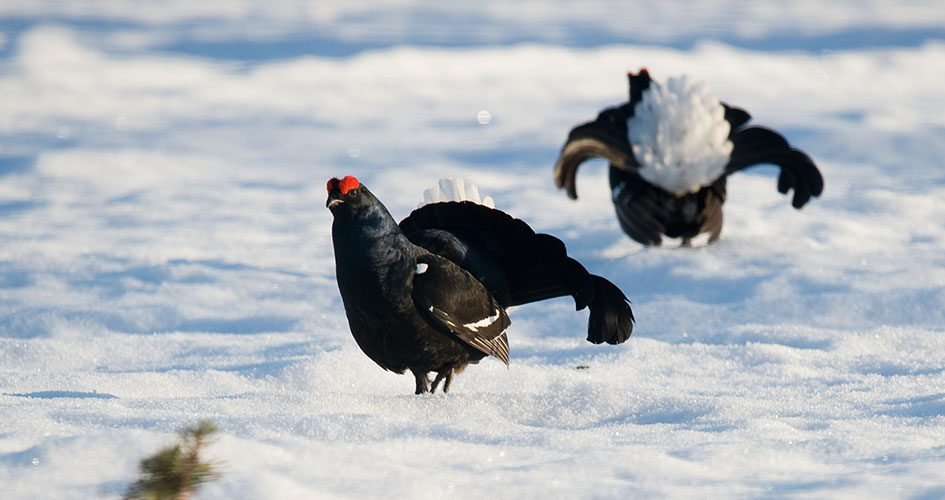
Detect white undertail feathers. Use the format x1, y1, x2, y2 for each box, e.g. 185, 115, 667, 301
420, 177, 495, 208
627, 75, 733, 195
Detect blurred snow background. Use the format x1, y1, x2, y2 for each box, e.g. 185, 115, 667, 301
1, 1, 944, 498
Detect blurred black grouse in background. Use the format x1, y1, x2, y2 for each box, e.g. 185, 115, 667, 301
554, 68, 823, 246
327, 176, 634, 394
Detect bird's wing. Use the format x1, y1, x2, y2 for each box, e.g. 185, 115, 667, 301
402, 202, 588, 308
402, 202, 633, 345
724, 126, 824, 208
411, 254, 510, 365
553, 105, 640, 199
722, 103, 751, 133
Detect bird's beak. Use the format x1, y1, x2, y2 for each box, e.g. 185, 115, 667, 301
326, 193, 344, 208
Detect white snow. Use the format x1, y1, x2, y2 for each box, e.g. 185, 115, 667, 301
2, 2, 945, 499
628, 75, 733, 195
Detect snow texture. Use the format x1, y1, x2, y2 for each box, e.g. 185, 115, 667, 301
629, 75, 733, 195
2, 2, 945, 499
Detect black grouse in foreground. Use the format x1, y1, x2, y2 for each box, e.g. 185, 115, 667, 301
327, 176, 634, 394
554, 68, 824, 246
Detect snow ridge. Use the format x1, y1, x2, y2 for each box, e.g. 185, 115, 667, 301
627, 75, 733, 195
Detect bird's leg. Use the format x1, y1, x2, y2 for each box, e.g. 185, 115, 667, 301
412, 370, 430, 394
681, 237, 692, 247
441, 370, 454, 393
430, 369, 453, 393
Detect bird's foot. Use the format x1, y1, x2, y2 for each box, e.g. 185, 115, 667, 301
413, 371, 430, 394
430, 369, 453, 393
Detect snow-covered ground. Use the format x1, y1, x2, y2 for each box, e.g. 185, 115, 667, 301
2, 2, 945, 498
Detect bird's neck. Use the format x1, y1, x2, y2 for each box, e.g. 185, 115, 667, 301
331, 208, 417, 282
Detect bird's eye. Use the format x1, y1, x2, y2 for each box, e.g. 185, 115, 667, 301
346, 188, 359, 196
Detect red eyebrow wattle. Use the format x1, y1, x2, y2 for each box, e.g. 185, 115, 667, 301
338, 176, 360, 195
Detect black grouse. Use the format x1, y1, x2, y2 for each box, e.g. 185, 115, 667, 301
554, 68, 824, 246
327, 175, 634, 394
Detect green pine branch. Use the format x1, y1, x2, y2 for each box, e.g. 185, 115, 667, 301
124, 420, 222, 500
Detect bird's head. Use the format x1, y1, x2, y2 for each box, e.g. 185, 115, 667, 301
326, 175, 403, 243
627, 67, 652, 105
327, 175, 374, 219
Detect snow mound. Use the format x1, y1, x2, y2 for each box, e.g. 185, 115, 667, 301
628, 75, 734, 195
420, 177, 495, 208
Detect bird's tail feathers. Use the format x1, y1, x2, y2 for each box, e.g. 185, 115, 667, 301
420, 177, 495, 208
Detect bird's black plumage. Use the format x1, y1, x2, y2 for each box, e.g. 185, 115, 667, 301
553, 68, 824, 246
327, 176, 634, 394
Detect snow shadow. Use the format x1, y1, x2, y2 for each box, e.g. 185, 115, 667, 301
0, 263, 33, 289
5, 16, 942, 62
72, 258, 304, 296
1, 258, 307, 338
3, 390, 118, 399
0, 155, 35, 176
877, 393, 945, 418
